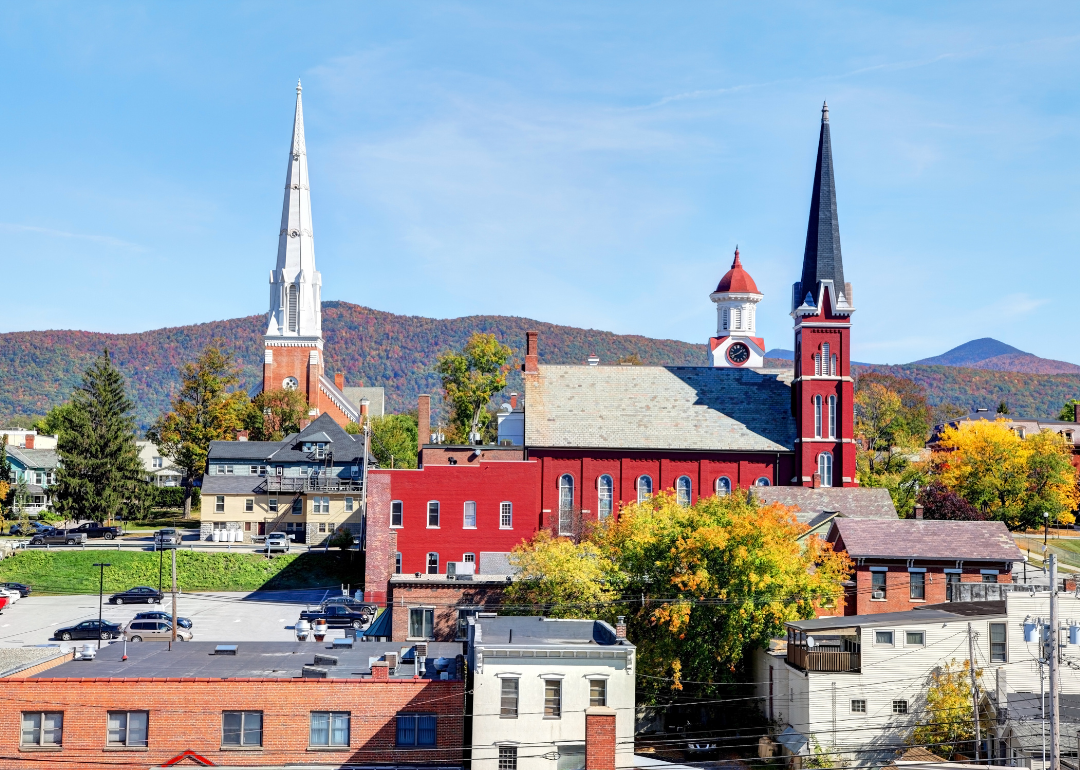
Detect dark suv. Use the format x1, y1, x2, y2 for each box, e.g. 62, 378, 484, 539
109, 586, 164, 605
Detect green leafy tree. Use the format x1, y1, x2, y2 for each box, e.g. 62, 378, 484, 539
146, 345, 248, 518
30, 402, 79, 439
245, 388, 308, 441
51, 352, 146, 524
933, 402, 969, 424
435, 333, 513, 444
0, 436, 10, 524
368, 414, 419, 469
911, 659, 990, 757
1058, 399, 1080, 422
505, 492, 851, 700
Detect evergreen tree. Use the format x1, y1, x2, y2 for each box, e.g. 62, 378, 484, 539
51, 352, 146, 523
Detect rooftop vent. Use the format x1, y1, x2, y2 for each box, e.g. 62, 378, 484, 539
386, 651, 399, 672
587, 354, 599, 366
314, 654, 339, 667
214, 645, 238, 656
302, 665, 328, 679
332, 638, 354, 649
415, 642, 429, 658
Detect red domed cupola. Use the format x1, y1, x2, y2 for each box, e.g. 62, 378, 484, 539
714, 247, 760, 294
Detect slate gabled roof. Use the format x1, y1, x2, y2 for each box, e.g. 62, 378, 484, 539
524, 365, 795, 452
827, 519, 1024, 562
6, 447, 59, 470
206, 413, 371, 464
756, 487, 898, 524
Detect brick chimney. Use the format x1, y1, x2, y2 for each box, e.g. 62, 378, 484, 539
510, 392, 518, 410
812, 472, 821, 489
24, 434, 34, 450
335, 372, 344, 390
418, 395, 431, 453
615, 616, 626, 639
913, 505, 924, 520
236, 430, 249, 442
299, 420, 310, 430
524, 331, 539, 374
1075, 404, 1080, 423
585, 707, 617, 770
370, 661, 389, 681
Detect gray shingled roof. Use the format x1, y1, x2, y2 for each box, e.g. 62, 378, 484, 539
206, 414, 371, 465
200, 476, 266, 495
756, 487, 898, 524
6, 447, 59, 470
828, 519, 1024, 561
525, 365, 795, 451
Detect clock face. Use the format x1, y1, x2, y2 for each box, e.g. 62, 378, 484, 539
282, 377, 299, 391
727, 342, 750, 365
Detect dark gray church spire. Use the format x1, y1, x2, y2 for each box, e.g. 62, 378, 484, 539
796, 101, 848, 311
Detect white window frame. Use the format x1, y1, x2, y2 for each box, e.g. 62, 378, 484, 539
814, 394, 822, 437
597, 475, 613, 519
391, 500, 403, 528
107, 710, 148, 747
676, 476, 692, 507
822, 343, 831, 375
500, 501, 513, 529
755, 477, 771, 487
244, 499, 254, 513
394, 552, 402, 574
905, 630, 926, 647
463, 501, 477, 529
427, 501, 440, 529
818, 452, 833, 487
828, 395, 836, 439
215, 495, 225, 513
636, 475, 652, 503
344, 497, 354, 512
558, 475, 574, 535
715, 476, 731, 496
874, 629, 895, 646
426, 552, 439, 574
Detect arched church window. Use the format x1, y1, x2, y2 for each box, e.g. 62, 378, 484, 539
814, 354, 821, 376
754, 477, 771, 487
814, 395, 822, 438
287, 284, 299, 332
597, 475, 613, 520
636, 475, 652, 503
831, 355, 837, 376
818, 452, 833, 487
715, 476, 731, 497
822, 343, 831, 375
676, 476, 692, 507
828, 395, 836, 439
558, 475, 574, 535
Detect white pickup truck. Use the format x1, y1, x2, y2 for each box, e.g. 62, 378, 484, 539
265, 532, 290, 553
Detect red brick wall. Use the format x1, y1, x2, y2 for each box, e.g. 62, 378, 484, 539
0, 677, 464, 769
389, 582, 505, 642
366, 461, 540, 594
420, 446, 526, 465
365, 473, 395, 606
532, 450, 792, 529
847, 565, 1014, 615
585, 708, 616, 770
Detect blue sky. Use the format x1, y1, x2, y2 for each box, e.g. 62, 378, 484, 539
2, 2, 1079, 364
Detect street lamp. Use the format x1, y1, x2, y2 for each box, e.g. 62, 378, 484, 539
92, 563, 111, 651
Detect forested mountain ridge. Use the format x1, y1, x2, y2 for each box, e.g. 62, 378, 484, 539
1, 303, 1077, 430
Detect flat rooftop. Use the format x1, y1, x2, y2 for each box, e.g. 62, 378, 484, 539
36, 641, 464, 680
473, 616, 633, 647
787, 601, 1006, 632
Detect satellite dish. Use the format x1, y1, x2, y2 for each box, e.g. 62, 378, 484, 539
806, 636, 816, 648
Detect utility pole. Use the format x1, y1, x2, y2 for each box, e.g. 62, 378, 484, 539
170, 547, 178, 649
158, 545, 164, 594
1050, 554, 1060, 770
967, 622, 981, 763
93, 562, 111, 651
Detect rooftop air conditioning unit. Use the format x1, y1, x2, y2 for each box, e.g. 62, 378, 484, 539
447, 561, 476, 578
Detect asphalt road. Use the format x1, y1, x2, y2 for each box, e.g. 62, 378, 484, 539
0, 588, 351, 648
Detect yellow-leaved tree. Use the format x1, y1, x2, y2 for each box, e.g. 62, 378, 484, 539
933, 419, 1079, 528
911, 659, 991, 757
505, 491, 851, 699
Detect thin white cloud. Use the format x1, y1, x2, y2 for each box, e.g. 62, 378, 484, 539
0, 222, 144, 251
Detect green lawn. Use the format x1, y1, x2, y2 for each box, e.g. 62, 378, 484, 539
0, 550, 364, 594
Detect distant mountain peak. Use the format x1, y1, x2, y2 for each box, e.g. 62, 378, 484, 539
912, 338, 1025, 367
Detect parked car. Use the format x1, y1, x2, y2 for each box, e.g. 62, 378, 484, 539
133, 610, 193, 630
154, 528, 181, 549
299, 603, 375, 629
53, 619, 123, 641
321, 596, 377, 614
124, 619, 192, 642
71, 522, 121, 540
265, 532, 290, 553
0, 582, 32, 597
30, 529, 87, 546
9, 522, 53, 537
0, 588, 21, 605
109, 586, 164, 605
0, 595, 8, 613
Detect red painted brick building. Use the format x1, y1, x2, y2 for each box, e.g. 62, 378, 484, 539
0, 640, 464, 770
826, 518, 1024, 615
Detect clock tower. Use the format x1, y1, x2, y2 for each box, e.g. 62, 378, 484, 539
709, 247, 765, 368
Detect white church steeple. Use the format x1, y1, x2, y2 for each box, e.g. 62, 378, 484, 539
265, 79, 323, 340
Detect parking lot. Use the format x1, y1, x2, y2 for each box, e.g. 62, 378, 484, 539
0, 588, 353, 648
